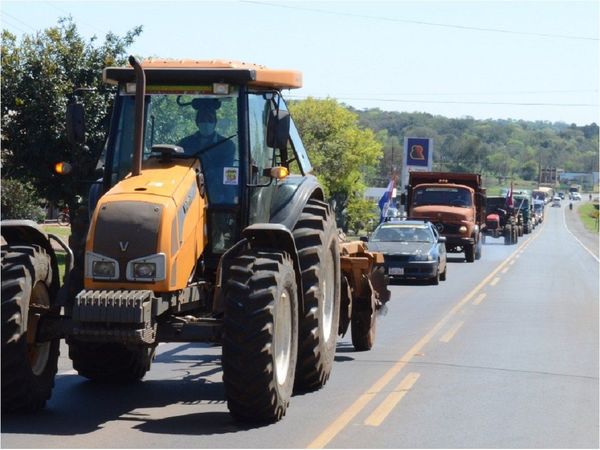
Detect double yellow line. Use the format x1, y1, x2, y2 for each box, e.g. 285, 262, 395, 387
307, 228, 542, 448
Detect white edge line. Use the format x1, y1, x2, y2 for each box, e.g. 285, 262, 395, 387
562, 206, 600, 263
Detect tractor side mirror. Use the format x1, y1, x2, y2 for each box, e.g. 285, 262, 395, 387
66, 102, 86, 145
267, 109, 290, 152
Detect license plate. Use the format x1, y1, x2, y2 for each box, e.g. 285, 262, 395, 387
389, 267, 404, 275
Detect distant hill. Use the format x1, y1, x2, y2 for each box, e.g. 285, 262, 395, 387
351, 108, 599, 187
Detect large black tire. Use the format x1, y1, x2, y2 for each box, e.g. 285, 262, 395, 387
292, 199, 341, 391
464, 243, 475, 263
222, 250, 298, 423
440, 263, 447, 281
67, 340, 155, 383
1, 244, 59, 413
504, 226, 512, 245
517, 225, 524, 237
351, 309, 376, 351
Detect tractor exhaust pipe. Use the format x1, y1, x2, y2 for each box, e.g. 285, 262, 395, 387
129, 55, 145, 177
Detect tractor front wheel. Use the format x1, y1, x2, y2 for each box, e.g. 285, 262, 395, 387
222, 250, 298, 423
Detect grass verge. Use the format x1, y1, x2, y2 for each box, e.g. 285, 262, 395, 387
577, 203, 600, 233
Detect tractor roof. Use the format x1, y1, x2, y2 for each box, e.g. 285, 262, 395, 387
103, 59, 303, 89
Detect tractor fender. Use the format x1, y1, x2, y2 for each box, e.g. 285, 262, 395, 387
242, 224, 304, 312
0, 220, 67, 299
269, 174, 324, 230
215, 224, 305, 313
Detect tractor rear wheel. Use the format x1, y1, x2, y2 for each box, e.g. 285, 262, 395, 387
351, 309, 376, 351
222, 250, 298, 423
1, 245, 59, 413
68, 340, 156, 383
292, 199, 341, 391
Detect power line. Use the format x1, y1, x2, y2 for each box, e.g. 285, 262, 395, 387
286, 94, 599, 107
1, 17, 28, 35
43, 1, 106, 35
1, 11, 37, 32
243, 1, 599, 42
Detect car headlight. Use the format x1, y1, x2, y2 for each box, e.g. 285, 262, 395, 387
85, 252, 119, 280
459, 225, 468, 234
126, 253, 166, 281
413, 254, 433, 261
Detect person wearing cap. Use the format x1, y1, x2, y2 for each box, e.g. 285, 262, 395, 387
178, 99, 238, 205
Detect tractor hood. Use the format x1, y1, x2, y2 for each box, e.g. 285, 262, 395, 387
104, 158, 196, 200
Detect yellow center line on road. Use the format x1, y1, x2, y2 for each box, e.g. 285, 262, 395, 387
472, 292, 487, 305
364, 372, 421, 427
439, 321, 464, 343
489, 277, 500, 286
307, 232, 542, 449
307, 232, 543, 448
501, 267, 509, 274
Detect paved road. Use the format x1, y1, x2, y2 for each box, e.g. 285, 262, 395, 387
2, 206, 598, 448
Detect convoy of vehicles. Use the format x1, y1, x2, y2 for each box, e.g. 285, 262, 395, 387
2, 56, 554, 421
365, 220, 447, 285
0, 58, 391, 422
404, 172, 485, 263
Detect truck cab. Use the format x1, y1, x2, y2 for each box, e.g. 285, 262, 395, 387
406, 172, 485, 262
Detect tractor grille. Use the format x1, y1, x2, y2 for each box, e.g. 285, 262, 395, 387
93, 201, 162, 282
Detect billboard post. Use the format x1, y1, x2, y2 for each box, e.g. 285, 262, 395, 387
400, 137, 433, 215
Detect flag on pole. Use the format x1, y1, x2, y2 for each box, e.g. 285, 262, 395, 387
378, 178, 395, 223
505, 181, 514, 209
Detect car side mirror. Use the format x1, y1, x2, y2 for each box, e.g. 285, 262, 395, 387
359, 236, 368, 242
438, 236, 447, 243
66, 102, 86, 145
267, 109, 290, 152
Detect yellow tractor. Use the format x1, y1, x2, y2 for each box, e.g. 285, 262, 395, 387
1, 57, 388, 422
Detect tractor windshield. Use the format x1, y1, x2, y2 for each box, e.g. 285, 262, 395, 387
107, 87, 240, 205
412, 186, 472, 208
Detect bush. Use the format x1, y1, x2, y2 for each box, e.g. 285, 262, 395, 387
1, 178, 46, 222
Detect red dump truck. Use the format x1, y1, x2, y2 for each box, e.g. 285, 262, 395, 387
405, 172, 486, 262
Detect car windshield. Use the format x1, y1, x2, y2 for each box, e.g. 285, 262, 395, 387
412, 187, 472, 207
371, 225, 434, 243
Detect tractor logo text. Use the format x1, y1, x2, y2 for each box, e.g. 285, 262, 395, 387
410, 144, 426, 160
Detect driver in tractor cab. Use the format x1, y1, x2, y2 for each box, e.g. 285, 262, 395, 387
178, 98, 238, 205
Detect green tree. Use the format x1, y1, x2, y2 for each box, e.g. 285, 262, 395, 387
0, 178, 45, 222
288, 98, 383, 229
1, 18, 142, 210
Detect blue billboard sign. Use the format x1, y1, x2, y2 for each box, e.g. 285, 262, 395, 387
405, 138, 431, 167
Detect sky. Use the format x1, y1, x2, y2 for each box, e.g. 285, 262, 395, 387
2, 0, 599, 125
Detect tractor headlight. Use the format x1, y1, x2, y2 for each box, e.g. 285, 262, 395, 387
126, 254, 166, 282
93, 261, 116, 278
133, 262, 156, 278
85, 252, 119, 280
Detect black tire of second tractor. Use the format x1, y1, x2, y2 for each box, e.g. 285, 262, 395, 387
222, 250, 298, 423
1, 244, 59, 413
292, 199, 341, 392
504, 225, 512, 245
